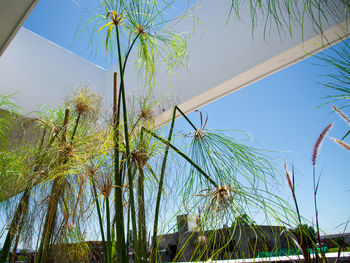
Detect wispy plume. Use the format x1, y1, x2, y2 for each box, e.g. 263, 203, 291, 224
332, 105, 350, 125
284, 161, 294, 193
330, 137, 350, 151
312, 123, 334, 165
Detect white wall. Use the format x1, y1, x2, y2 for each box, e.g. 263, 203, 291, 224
0, 28, 108, 114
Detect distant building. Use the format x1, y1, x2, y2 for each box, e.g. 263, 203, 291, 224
320, 233, 350, 248
155, 214, 290, 262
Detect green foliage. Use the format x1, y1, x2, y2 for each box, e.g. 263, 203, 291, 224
228, 0, 349, 37
0, 93, 20, 148
319, 40, 350, 107
82, 0, 189, 86
0, 151, 28, 202
6, 1, 349, 262
329, 246, 350, 252
234, 213, 254, 226
293, 224, 317, 249
335, 236, 346, 248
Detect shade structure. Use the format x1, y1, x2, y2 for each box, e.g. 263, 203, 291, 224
0, 0, 39, 56
0, 0, 349, 122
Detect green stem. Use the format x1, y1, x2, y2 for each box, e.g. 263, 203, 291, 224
106, 197, 112, 263
115, 23, 131, 178
291, 166, 302, 225
114, 23, 140, 263
129, 166, 139, 263
138, 167, 147, 263
175, 106, 198, 131
37, 109, 74, 263
10, 210, 25, 263
0, 125, 49, 263
122, 33, 141, 74
0, 191, 30, 263
91, 177, 108, 263
126, 200, 131, 253
150, 107, 176, 263
142, 127, 218, 188
37, 179, 64, 263
70, 112, 81, 142
113, 72, 127, 262
313, 165, 324, 262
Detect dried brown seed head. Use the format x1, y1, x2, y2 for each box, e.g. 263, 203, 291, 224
194, 129, 206, 140
138, 108, 154, 122
131, 149, 148, 167
207, 184, 235, 212
87, 164, 98, 176
99, 175, 113, 198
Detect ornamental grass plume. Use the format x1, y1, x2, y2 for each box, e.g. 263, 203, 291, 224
331, 104, 350, 141
312, 123, 333, 165
284, 162, 294, 193
284, 162, 302, 225
69, 86, 102, 126
332, 105, 350, 125
330, 137, 350, 151
311, 123, 334, 263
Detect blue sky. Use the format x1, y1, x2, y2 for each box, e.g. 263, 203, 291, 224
22, 0, 350, 235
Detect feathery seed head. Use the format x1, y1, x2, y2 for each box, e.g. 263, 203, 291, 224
312, 123, 333, 165
135, 24, 147, 37
332, 105, 350, 125
71, 86, 101, 118
207, 184, 235, 212
194, 129, 206, 140
138, 107, 154, 122
130, 149, 148, 167
284, 162, 294, 193
193, 110, 208, 140
87, 164, 98, 177
330, 137, 350, 151
98, 174, 113, 198
110, 11, 124, 26
59, 142, 73, 158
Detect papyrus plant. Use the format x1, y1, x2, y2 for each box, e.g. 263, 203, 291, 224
0, 87, 105, 263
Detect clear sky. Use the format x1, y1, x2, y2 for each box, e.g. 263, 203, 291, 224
22, 0, 350, 236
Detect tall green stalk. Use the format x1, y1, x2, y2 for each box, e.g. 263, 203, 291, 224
91, 177, 108, 263
137, 167, 147, 263
0, 191, 30, 263
105, 197, 112, 263
10, 207, 26, 263
150, 107, 176, 263
142, 127, 218, 188
113, 71, 127, 262
36, 109, 71, 263
0, 125, 50, 263
112, 21, 138, 263
113, 22, 142, 263
129, 166, 140, 263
